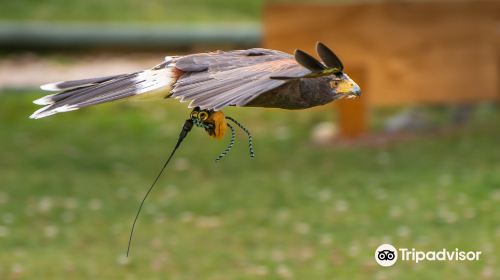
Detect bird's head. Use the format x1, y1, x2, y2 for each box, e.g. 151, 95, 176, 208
290, 42, 361, 100
329, 73, 361, 100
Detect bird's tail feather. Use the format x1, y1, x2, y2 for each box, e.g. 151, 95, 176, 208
30, 61, 178, 119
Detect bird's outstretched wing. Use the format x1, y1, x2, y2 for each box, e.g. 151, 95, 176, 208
171, 48, 310, 111
30, 48, 312, 119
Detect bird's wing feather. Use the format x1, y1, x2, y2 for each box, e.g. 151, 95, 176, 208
30, 60, 177, 119
171, 49, 309, 110
39, 74, 126, 92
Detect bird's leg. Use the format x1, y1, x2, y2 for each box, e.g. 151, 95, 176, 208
190, 108, 227, 139
189, 108, 255, 161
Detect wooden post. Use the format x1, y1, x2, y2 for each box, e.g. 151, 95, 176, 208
336, 67, 367, 138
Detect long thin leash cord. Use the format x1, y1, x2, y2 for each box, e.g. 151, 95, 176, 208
126, 119, 193, 257
126, 114, 254, 256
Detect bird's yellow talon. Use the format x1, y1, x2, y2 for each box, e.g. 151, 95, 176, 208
207, 111, 227, 139
190, 109, 227, 139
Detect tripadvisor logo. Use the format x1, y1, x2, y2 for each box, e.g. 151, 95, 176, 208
375, 244, 398, 267
375, 244, 482, 267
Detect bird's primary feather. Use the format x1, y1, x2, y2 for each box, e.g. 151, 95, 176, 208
30, 61, 178, 119
316, 42, 344, 71
39, 74, 125, 92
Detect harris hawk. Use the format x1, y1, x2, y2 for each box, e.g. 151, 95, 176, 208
30, 42, 360, 129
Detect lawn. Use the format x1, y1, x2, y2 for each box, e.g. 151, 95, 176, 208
0, 0, 262, 23
0, 92, 498, 279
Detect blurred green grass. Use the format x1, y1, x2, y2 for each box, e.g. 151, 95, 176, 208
0, 92, 499, 279
0, 0, 262, 23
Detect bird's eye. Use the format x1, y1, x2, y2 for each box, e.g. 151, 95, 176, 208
331, 80, 339, 87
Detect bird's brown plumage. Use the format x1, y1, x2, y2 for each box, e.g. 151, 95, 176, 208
171, 48, 309, 110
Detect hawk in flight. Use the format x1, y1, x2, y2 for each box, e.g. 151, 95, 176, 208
30, 42, 360, 139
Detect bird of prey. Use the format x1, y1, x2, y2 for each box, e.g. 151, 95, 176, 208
30, 42, 360, 132
29, 42, 361, 255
